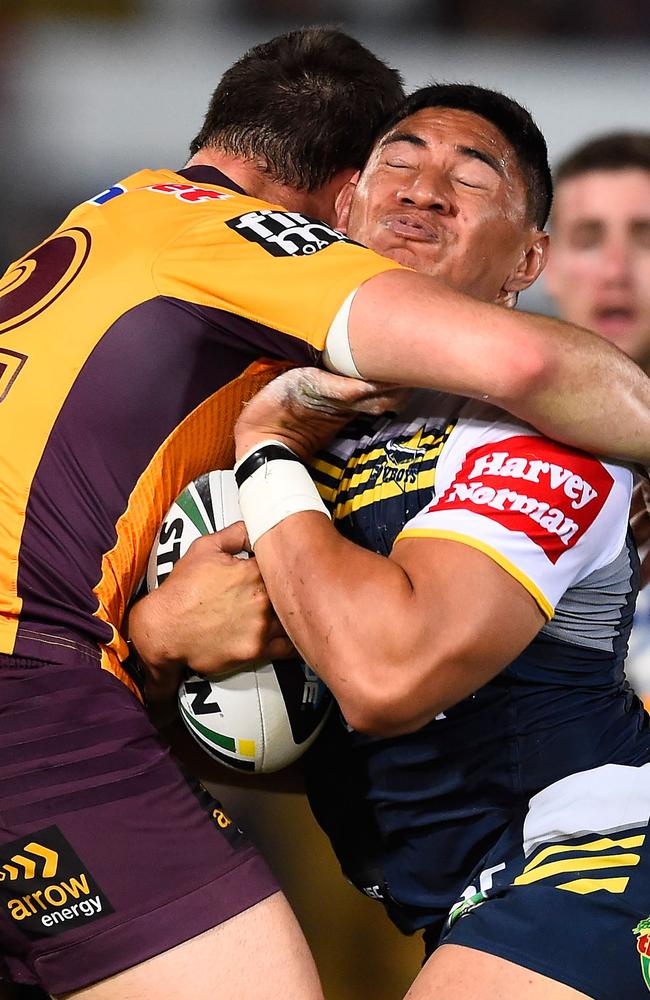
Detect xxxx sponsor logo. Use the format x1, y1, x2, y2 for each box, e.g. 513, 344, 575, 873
634, 918, 650, 992
0, 826, 113, 939
0, 348, 28, 405
148, 183, 231, 203
430, 434, 614, 564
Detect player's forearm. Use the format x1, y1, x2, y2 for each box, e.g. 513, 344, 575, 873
490, 311, 650, 463
251, 513, 425, 734
349, 270, 650, 463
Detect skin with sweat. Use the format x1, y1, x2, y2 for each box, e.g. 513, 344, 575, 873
340, 107, 548, 302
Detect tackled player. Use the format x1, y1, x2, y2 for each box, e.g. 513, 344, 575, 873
158, 86, 650, 1000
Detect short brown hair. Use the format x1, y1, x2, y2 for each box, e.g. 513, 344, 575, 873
189, 27, 405, 192
555, 132, 650, 184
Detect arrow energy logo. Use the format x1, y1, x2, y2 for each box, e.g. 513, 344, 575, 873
0, 826, 113, 938
0, 841, 58, 881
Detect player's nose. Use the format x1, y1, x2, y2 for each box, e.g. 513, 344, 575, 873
397, 171, 453, 215
599, 237, 633, 284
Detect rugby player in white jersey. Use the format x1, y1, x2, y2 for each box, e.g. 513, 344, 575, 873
228, 88, 650, 1000
132, 88, 650, 999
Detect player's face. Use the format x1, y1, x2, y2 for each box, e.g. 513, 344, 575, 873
545, 168, 650, 372
341, 107, 546, 304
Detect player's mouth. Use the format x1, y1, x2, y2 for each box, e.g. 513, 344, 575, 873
383, 215, 443, 242
591, 305, 637, 337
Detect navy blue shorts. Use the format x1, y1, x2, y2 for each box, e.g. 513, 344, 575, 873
0, 657, 278, 996
437, 764, 650, 1000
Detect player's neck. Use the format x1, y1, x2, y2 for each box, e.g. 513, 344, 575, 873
184, 148, 349, 226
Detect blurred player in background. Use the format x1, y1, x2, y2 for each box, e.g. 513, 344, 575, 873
3, 23, 650, 998
219, 88, 650, 999
545, 132, 650, 373
545, 132, 650, 701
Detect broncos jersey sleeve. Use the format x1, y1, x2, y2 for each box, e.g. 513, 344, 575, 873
0, 164, 401, 693
396, 400, 633, 619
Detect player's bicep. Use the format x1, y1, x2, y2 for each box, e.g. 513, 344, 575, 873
388, 419, 633, 721
391, 536, 545, 711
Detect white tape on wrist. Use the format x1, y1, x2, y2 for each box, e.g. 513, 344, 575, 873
234, 440, 331, 548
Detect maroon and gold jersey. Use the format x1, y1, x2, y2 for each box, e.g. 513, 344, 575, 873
0, 165, 400, 693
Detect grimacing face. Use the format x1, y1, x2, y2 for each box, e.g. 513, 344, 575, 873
544, 168, 650, 373
337, 107, 547, 305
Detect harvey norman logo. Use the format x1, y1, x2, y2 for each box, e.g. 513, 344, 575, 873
430, 434, 614, 564
0, 826, 113, 938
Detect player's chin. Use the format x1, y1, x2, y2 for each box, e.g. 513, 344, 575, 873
379, 240, 446, 275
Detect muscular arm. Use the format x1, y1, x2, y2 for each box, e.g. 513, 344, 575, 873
232, 369, 545, 736
250, 515, 543, 736
348, 270, 650, 463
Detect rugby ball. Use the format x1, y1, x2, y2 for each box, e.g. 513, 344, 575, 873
147, 470, 331, 773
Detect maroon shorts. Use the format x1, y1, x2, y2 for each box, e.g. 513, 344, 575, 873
0, 656, 279, 995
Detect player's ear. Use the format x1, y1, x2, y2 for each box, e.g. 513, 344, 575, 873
498, 231, 549, 308
335, 172, 360, 234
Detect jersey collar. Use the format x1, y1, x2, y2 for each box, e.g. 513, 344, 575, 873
176, 165, 247, 196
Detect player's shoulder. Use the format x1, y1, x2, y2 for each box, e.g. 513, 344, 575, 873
395, 399, 633, 617
432, 398, 633, 574
69, 167, 248, 226
58, 167, 276, 279
447, 398, 632, 489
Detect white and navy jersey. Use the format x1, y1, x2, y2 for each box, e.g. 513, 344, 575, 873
305, 391, 650, 938
399, 396, 634, 633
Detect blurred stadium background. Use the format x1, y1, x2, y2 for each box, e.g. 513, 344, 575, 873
0, 2, 648, 997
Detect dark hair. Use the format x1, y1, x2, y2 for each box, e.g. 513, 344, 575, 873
382, 83, 552, 228
555, 132, 650, 184
189, 27, 404, 192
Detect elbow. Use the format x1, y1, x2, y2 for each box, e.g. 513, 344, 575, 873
329, 631, 476, 737
343, 690, 439, 739
337, 700, 404, 739
348, 708, 429, 739
332, 656, 443, 739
